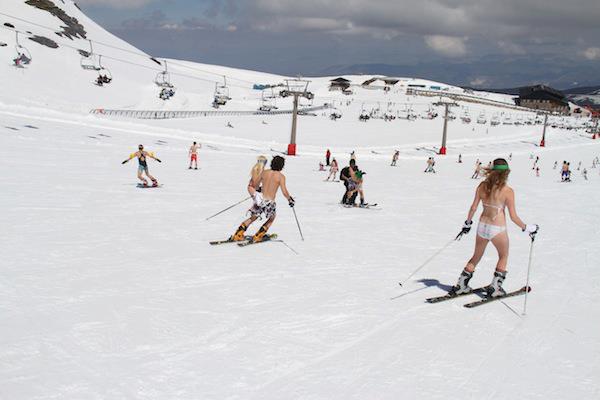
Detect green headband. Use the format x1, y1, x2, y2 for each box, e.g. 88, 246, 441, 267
492, 164, 509, 171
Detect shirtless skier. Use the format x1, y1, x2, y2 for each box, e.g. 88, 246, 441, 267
189, 141, 201, 169
230, 156, 295, 243
122, 144, 161, 186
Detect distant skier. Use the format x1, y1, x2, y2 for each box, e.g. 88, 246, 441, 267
326, 158, 339, 181
326, 149, 331, 166
458, 154, 463, 164
553, 161, 558, 170
532, 156, 539, 169
229, 156, 294, 243
391, 150, 399, 166
319, 162, 326, 171
122, 144, 161, 187
583, 168, 588, 181
189, 141, 201, 170
424, 157, 436, 173
577, 161, 582, 171
535, 167, 540, 177
450, 158, 538, 297
508, 153, 512, 161
471, 160, 482, 179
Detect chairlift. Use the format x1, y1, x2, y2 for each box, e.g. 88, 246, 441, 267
13, 32, 32, 68
258, 88, 278, 112
93, 55, 113, 86
155, 60, 174, 88
80, 40, 100, 71
477, 112, 487, 124
299, 96, 314, 108
213, 76, 231, 108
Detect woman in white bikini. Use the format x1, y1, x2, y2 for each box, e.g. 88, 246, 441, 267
230, 156, 268, 241
451, 158, 538, 297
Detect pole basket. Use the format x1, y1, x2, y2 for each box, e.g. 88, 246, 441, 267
287, 143, 297, 156
439, 146, 447, 155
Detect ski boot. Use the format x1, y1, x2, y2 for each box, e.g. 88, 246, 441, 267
230, 224, 248, 242
151, 179, 159, 187
141, 179, 149, 187
359, 199, 366, 208
485, 271, 507, 298
252, 225, 269, 243
448, 269, 474, 295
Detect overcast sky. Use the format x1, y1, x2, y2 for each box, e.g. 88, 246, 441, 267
77, 0, 600, 88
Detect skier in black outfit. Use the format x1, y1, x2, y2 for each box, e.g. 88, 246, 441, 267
340, 159, 359, 205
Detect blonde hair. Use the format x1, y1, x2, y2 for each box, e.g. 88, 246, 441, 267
482, 158, 510, 196
251, 156, 268, 184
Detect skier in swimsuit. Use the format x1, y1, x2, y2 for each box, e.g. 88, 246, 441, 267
189, 142, 201, 169
451, 158, 538, 297
326, 158, 339, 181
122, 144, 161, 186
230, 156, 295, 243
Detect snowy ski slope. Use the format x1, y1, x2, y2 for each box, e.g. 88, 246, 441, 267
1, 1, 599, 400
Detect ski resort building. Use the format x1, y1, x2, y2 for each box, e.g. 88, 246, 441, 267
517, 85, 569, 114
329, 77, 351, 91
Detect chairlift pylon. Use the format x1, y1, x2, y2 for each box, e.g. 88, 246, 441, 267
13, 32, 32, 68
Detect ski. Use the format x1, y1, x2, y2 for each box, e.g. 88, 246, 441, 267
210, 236, 252, 246
426, 287, 487, 304
136, 183, 163, 189
341, 203, 378, 209
464, 286, 531, 308
237, 234, 279, 247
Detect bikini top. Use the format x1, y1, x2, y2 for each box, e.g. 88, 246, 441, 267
482, 202, 504, 221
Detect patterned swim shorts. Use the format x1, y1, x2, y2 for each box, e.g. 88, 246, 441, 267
249, 199, 277, 219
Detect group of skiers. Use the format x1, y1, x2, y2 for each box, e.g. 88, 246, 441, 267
121, 142, 545, 298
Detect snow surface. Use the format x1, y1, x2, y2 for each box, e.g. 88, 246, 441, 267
1, 1, 600, 399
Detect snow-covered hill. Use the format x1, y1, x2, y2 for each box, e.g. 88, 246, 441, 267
1, 2, 599, 400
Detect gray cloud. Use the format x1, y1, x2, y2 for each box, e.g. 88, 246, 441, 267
81, 0, 600, 87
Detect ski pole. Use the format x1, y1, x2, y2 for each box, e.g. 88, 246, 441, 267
291, 207, 304, 241
205, 196, 251, 221
398, 235, 459, 287
522, 234, 537, 315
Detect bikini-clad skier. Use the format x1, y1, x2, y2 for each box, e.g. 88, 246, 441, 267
451, 158, 538, 297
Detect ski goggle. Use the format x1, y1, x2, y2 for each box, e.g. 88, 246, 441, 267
492, 164, 509, 171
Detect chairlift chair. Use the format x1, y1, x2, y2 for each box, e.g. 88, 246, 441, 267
155, 60, 174, 88
259, 88, 278, 111
13, 32, 32, 68
213, 77, 231, 108
80, 40, 100, 71
93, 56, 112, 86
